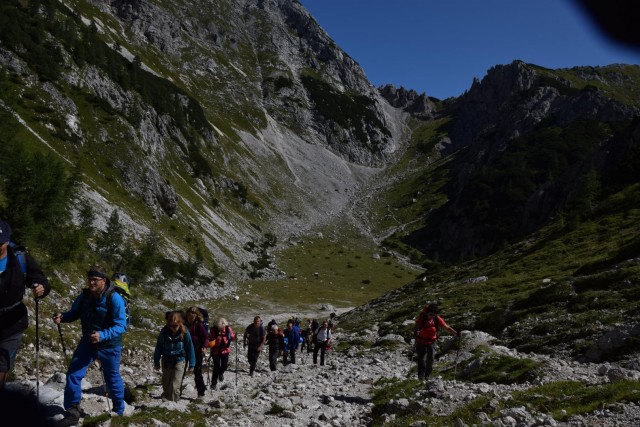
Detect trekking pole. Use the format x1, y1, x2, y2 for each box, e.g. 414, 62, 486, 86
205, 354, 211, 387
96, 360, 111, 413
35, 297, 40, 403
235, 338, 238, 388
57, 323, 69, 364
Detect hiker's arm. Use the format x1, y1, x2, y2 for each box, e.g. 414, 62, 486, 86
25, 254, 50, 299
98, 293, 126, 342
57, 294, 84, 323
440, 318, 457, 336
153, 334, 163, 369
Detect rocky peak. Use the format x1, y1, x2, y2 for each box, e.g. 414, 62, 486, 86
378, 84, 436, 119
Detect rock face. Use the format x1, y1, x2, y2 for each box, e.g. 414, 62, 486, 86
407, 61, 640, 260
0, 0, 403, 279
378, 84, 437, 119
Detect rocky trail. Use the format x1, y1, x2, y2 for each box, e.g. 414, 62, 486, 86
6, 326, 640, 427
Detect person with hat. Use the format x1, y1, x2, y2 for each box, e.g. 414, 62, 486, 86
52, 265, 127, 425
413, 303, 459, 380
0, 220, 50, 391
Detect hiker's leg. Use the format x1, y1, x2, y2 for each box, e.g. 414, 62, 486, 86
320, 342, 327, 365
161, 362, 174, 400
415, 342, 427, 379
211, 354, 220, 387
291, 348, 296, 364
98, 346, 125, 415
194, 349, 205, 394
313, 343, 320, 364
269, 348, 277, 371
219, 354, 228, 380
0, 332, 23, 391
170, 361, 185, 401
425, 343, 435, 378
64, 340, 94, 409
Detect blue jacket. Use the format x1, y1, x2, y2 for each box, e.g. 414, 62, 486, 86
154, 327, 196, 369
283, 328, 300, 351
61, 283, 126, 349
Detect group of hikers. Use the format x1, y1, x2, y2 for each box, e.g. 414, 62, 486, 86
153, 310, 336, 403
1, 218, 460, 426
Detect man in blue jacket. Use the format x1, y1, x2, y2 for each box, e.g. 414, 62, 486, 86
0, 220, 50, 391
53, 265, 127, 425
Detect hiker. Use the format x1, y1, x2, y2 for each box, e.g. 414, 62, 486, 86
185, 307, 209, 397
207, 317, 235, 390
309, 318, 319, 352
313, 320, 332, 366
413, 303, 458, 380
0, 220, 50, 391
265, 324, 284, 371
153, 311, 195, 401
52, 265, 126, 425
243, 316, 265, 376
282, 321, 299, 365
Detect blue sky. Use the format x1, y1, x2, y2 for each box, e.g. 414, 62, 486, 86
298, 0, 640, 100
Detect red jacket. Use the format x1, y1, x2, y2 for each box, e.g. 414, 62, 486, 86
415, 314, 446, 345
208, 325, 235, 355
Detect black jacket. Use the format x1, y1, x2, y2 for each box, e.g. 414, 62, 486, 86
0, 245, 50, 339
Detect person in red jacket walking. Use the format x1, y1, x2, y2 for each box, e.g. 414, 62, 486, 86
208, 318, 235, 389
413, 303, 458, 380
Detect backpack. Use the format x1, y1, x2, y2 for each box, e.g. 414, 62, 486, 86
9, 242, 27, 275
199, 307, 209, 335
111, 273, 132, 328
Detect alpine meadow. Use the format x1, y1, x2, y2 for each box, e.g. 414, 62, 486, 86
1, 0, 640, 426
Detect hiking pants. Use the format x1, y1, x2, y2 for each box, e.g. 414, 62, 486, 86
193, 348, 206, 395
0, 331, 23, 373
161, 359, 185, 401
313, 340, 328, 365
211, 353, 229, 386
416, 341, 435, 379
268, 347, 279, 371
247, 346, 260, 374
64, 339, 125, 414
283, 347, 296, 365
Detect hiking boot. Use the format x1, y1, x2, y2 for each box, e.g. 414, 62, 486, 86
218, 373, 224, 382
55, 405, 81, 427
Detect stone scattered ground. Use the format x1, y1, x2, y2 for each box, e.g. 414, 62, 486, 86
7, 327, 640, 426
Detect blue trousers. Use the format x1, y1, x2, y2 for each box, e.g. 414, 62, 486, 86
64, 339, 125, 415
